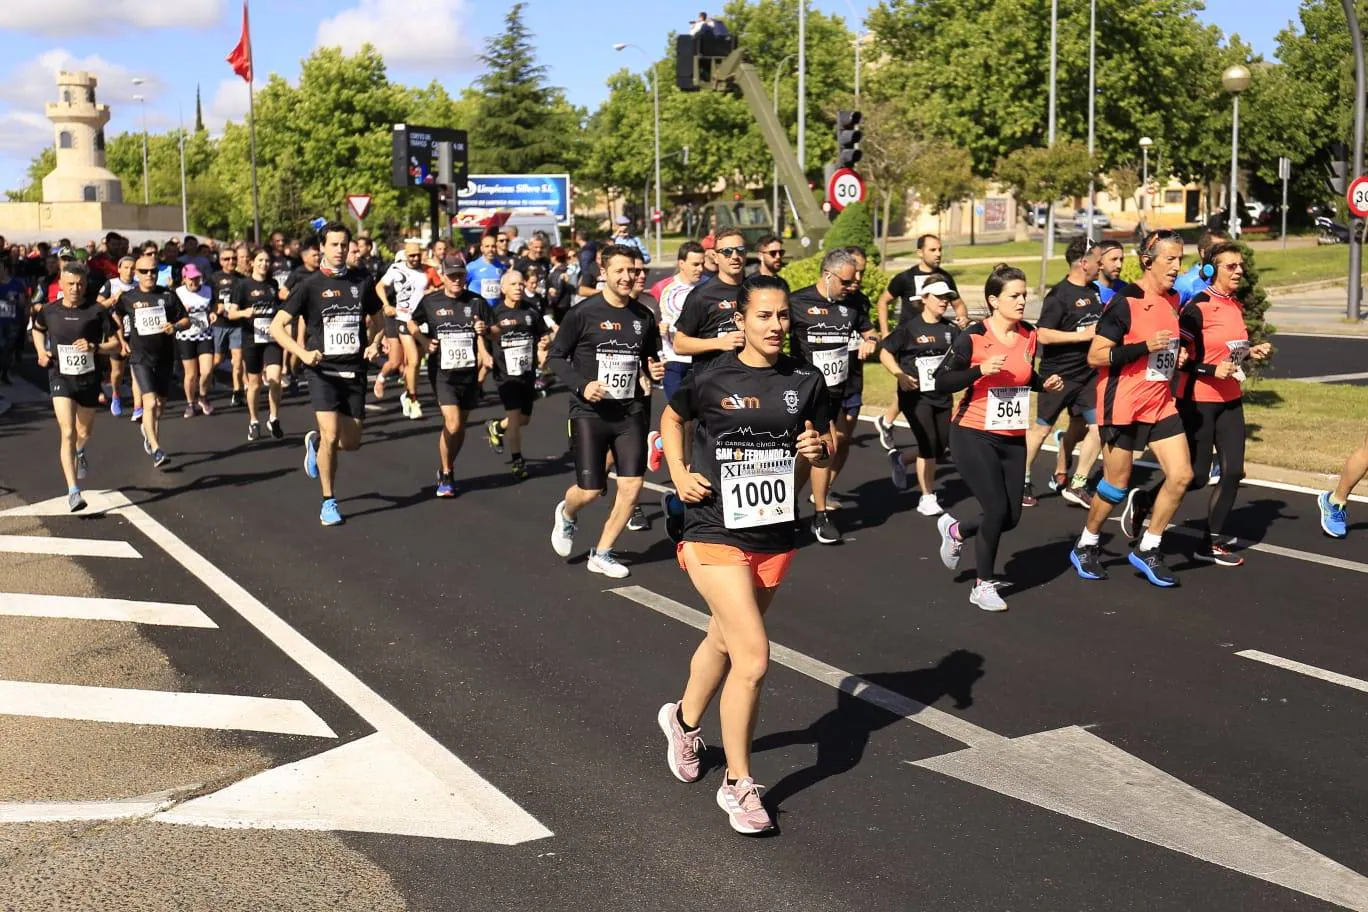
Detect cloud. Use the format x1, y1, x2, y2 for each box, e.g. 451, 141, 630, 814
203, 78, 252, 132
315, 0, 479, 71
0, 0, 222, 35
0, 111, 51, 158
0, 49, 164, 111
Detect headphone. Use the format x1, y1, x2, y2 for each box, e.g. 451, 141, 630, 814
1138, 229, 1177, 268
1199, 258, 1216, 281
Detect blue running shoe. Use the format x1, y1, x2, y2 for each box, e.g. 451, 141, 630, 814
152, 448, 169, 468
304, 430, 320, 479
1318, 491, 1348, 538
131, 406, 144, 422
435, 475, 456, 498
1209, 461, 1221, 487
109, 396, 122, 417
1128, 547, 1178, 587
320, 498, 343, 526
1070, 544, 1107, 580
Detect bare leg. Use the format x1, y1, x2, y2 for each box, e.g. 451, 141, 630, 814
1146, 433, 1195, 535
52, 398, 80, 489
198, 353, 215, 398
1331, 429, 1368, 503
180, 360, 198, 408
245, 373, 262, 424
264, 365, 282, 419
437, 405, 467, 474
1084, 445, 1135, 535
596, 475, 643, 552
141, 393, 164, 451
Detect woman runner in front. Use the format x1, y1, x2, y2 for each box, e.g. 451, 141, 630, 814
657, 274, 834, 835
1176, 241, 1270, 565
932, 265, 1063, 612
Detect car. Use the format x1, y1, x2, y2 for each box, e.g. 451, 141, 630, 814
1025, 203, 1050, 228
1072, 210, 1111, 230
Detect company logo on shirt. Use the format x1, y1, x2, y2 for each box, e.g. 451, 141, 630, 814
716, 300, 736, 311
837, 305, 848, 317
1073, 298, 1093, 308
783, 389, 800, 414
807, 306, 828, 315
916, 335, 934, 344
350, 286, 359, 297
721, 394, 761, 410
322, 289, 341, 298
599, 320, 622, 330
632, 320, 642, 334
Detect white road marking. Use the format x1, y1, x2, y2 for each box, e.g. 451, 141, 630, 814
613, 584, 1368, 910
0, 790, 181, 824
1287, 370, 1368, 383
0, 534, 140, 558
0, 680, 336, 737
1136, 521, 1368, 575
609, 585, 1006, 749
0, 489, 126, 516
1236, 649, 1368, 695
1275, 332, 1368, 340
0, 593, 217, 628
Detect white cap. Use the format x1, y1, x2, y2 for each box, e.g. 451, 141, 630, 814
921, 280, 954, 298
614, 215, 631, 226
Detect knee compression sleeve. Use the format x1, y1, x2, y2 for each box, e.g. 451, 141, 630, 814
1096, 479, 1128, 505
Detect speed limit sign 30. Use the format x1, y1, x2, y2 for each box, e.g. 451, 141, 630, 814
1348, 175, 1368, 218
827, 167, 866, 213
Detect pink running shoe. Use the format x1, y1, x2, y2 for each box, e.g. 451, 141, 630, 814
657, 702, 704, 783
716, 777, 774, 834
647, 430, 664, 473
198, 398, 214, 416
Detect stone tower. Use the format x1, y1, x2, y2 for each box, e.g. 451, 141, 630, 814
41, 71, 123, 204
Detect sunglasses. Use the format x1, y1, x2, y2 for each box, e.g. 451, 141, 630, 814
826, 272, 860, 287
760, 248, 784, 257
136, 268, 157, 275
717, 245, 747, 258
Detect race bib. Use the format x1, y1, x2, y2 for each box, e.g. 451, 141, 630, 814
985, 386, 1029, 431
253, 316, 274, 345
1225, 339, 1250, 364
439, 329, 476, 370
480, 279, 500, 301
810, 347, 849, 387
596, 352, 638, 400
1145, 339, 1179, 381
189, 309, 210, 331
0, 300, 15, 320
503, 338, 533, 376
721, 451, 796, 530
323, 313, 360, 356
57, 343, 94, 376
915, 355, 941, 392
134, 304, 166, 336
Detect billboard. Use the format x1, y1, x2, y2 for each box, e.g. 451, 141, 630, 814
391, 124, 468, 189
455, 174, 571, 226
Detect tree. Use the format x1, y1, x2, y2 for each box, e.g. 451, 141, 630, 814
473, 3, 582, 173
5, 147, 54, 202
908, 140, 983, 215
851, 97, 920, 260
1106, 164, 1141, 212
994, 142, 1096, 205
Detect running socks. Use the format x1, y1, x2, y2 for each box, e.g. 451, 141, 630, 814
1139, 531, 1163, 551
1077, 529, 1100, 547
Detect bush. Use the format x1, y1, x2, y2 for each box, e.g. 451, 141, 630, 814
823, 201, 878, 264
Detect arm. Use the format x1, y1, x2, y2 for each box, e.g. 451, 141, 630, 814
879, 346, 919, 391
950, 297, 969, 325
932, 333, 988, 393
875, 288, 895, 336
546, 309, 596, 397
662, 403, 712, 502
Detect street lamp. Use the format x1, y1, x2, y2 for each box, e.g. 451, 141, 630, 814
1222, 64, 1252, 239
1139, 136, 1153, 227
614, 43, 661, 264
131, 78, 149, 206
772, 54, 796, 233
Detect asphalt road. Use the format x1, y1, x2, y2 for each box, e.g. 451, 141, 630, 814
2, 366, 1368, 911
1264, 332, 1368, 384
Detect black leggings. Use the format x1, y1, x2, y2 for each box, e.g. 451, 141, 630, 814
950, 425, 1025, 580
897, 392, 950, 461
1180, 398, 1245, 540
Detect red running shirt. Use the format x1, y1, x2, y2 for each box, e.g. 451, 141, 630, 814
946, 322, 1038, 437
1179, 289, 1249, 403
1095, 285, 1181, 426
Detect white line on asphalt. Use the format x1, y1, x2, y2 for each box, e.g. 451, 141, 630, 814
0, 679, 337, 737
1145, 521, 1368, 575
1274, 332, 1368, 340
0, 593, 217, 628
1286, 370, 1368, 383
608, 585, 1007, 749
1236, 649, 1368, 695
0, 790, 181, 824
0, 534, 140, 558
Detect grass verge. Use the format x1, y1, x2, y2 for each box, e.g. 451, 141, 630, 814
857, 366, 1363, 476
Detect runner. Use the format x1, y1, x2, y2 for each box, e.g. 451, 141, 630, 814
0, 259, 25, 385
408, 259, 492, 497
1023, 236, 1103, 508
1069, 231, 1194, 587
374, 250, 406, 404
229, 248, 285, 441
656, 273, 832, 834
932, 265, 1064, 611
835, 245, 879, 495
484, 269, 549, 481
96, 255, 139, 418
788, 247, 876, 544
1174, 241, 1271, 564
547, 244, 665, 579
1319, 437, 1368, 538
30, 261, 120, 511
878, 278, 960, 515
271, 222, 384, 527
279, 238, 320, 397
873, 234, 968, 449
115, 254, 191, 468
1174, 230, 1227, 306
208, 247, 245, 406
1093, 240, 1124, 305
377, 240, 431, 420
753, 234, 787, 283
467, 234, 507, 310
174, 265, 216, 418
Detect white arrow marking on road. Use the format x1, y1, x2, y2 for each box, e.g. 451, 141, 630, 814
612, 585, 1368, 911
0, 534, 140, 558
0, 593, 217, 628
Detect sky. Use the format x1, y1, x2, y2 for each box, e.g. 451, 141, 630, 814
0, 0, 1295, 195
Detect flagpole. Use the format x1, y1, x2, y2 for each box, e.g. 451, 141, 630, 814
248, 70, 260, 245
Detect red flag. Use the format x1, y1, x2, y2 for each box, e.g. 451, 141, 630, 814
226, 2, 252, 83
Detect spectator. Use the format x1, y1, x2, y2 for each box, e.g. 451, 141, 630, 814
611, 216, 651, 264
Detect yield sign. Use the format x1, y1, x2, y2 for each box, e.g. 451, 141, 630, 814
346, 194, 372, 221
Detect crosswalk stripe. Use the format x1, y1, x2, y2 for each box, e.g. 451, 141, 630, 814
0, 593, 217, 628
0, 534, 140, 558
0, 680, 337, 737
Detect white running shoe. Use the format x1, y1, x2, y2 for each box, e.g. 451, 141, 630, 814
587, 548, 630, 579
551, 500, 576, 557
917, 493, 943, 516
937, 513, 962, 570
970, 579, 1008, 612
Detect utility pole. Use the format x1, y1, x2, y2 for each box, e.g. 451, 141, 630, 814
797, 0, 806, 172
1086, 0, 1097, 243
1343, 0, 1365, 320
1041, 0, 1059, 292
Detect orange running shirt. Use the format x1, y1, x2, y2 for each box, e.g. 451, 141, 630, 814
1095, 285, 1181, 426
944, 322, 1038, 436
1178, 289, 1248, 404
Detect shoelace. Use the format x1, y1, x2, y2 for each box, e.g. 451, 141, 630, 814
597, 549, 618, 564
733, 780, 765, 811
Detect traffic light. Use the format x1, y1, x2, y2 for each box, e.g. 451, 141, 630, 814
1328, 141, 1349, 195
836, 110, 862, 169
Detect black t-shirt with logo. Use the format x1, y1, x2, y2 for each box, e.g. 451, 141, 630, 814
880, 314, 960, 408
1037, 278, 1103, 381
673, 277, 743, 370
33, 300, 111, 390
669, 351, 829, 553
788, 284, 871, 398
232, 277, 281, 348
209, 270, 241, 326
886, 266, 958, 322
281, 268, 382, 375
270, 254, 298, 290
547, 294, 661, 420
491, 300, 546, 381
115, 287, 187, 366
410, 289, 491, 381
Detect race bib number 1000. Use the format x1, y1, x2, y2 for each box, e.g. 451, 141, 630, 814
721, 453, 796, 530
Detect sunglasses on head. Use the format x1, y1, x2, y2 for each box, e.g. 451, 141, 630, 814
717, 245, 747, 258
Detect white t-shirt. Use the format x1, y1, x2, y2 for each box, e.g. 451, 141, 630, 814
657, 277, 696, 364
380, 262, 430, 323
175, 285, 214, 341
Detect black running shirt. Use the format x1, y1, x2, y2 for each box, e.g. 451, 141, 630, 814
880, 315, 959, 408
281, 268, 381, 375
788, 284, 870, 397
490, 300, 546, 381
115, 287, 187, 366
1037, 278, 1103, 381
548, 294, 661, 419
209, 270, 241, 327
233, 277, 281, 348
670, 351, 829, 553
410, 289, 491, 380
673, 277, 743, 371
33, 300, 110, 391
